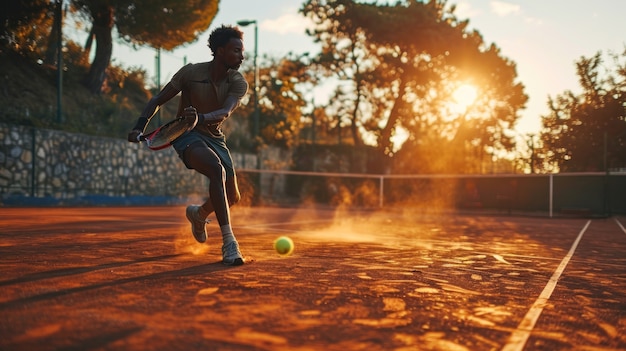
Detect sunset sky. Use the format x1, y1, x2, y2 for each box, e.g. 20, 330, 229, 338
107, 0, 626, 135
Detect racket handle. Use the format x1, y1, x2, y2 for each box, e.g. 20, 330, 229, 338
137, 133, 145, 142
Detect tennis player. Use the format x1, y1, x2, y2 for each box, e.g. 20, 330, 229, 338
127, 25, 248, 266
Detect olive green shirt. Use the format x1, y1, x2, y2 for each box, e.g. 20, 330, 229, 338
170, 62, 248, 136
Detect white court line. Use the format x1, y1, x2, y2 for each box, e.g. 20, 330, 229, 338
615, 218, 626, 234
501, 219, 592, 351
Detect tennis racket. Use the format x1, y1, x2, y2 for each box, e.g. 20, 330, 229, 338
137, 114, 198, 150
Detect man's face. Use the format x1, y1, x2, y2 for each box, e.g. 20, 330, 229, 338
218, 38, 244, 70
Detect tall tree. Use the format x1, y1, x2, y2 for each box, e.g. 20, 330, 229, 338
301, 0, 527, 173
540, 50, 626, 172
301, 0, 373, 146
72, 0, 219, 93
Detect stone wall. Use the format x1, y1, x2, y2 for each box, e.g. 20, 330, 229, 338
0, 123, 257, 205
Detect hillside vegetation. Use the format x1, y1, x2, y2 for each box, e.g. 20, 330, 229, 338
0, 49, 178, 139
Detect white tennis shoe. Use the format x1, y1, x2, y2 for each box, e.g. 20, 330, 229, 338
222, 241, 245, 266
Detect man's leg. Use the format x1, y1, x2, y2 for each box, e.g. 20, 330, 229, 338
183, 143, 244, 265
187, 172, 241, 243
198, 173, 241, 216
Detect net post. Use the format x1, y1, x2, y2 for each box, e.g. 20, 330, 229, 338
379, 175, 384, 208
549, 174, 553, 218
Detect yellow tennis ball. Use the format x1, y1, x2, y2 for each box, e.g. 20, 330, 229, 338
273, 236, 294, 256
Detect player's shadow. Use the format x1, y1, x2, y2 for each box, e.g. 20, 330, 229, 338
54, 327, 144, 351
0, 261, 233, 309
0, 254, 183, 287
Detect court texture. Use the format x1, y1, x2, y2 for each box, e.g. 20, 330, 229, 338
1, 206, 625, 351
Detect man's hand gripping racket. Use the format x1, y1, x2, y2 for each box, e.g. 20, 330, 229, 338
134, 107, 198, 150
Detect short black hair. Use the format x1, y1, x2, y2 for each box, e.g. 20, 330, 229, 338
208, 25, 244, 53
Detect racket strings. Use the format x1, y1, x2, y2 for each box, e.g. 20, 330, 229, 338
147, 116, 195, 148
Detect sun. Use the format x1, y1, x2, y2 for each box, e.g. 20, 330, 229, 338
452, 83, 478, 111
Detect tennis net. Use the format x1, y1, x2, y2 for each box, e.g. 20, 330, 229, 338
235, 169, 626, 217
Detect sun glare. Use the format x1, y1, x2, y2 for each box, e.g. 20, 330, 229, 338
453, 84, 478, 111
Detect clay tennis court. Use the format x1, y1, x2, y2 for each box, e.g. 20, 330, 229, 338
1, 206, 625, 351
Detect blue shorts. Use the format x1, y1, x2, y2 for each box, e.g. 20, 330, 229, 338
171, 130, 235, 177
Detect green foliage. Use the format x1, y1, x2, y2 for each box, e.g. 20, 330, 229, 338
226, 53, 310, 151
71, 0, 219, 92
258, 54, 309, 148
540, 50, 626, 172
0, 0, 53, 57
111, 0, 219, 51
0, 47, 153, 139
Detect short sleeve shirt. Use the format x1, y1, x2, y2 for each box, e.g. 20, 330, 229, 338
170, 62, 248, 136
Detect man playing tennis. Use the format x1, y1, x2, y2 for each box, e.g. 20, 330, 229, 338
127, 25, 248, 266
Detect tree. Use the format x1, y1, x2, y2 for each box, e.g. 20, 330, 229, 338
257, 53, 311, 148
301, 0, 527, 173
223, 53, 311, 152
301, 0, 374, 147
0, 0, 52, 57
540, 50, 626, 172
72, 0, 219, 93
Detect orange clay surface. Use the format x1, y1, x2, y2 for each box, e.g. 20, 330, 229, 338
1, 206, 625, 351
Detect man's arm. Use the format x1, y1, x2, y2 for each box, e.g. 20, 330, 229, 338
134, 83, 181, 130
128, 83, 180, 142
197, 95, 241, 126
